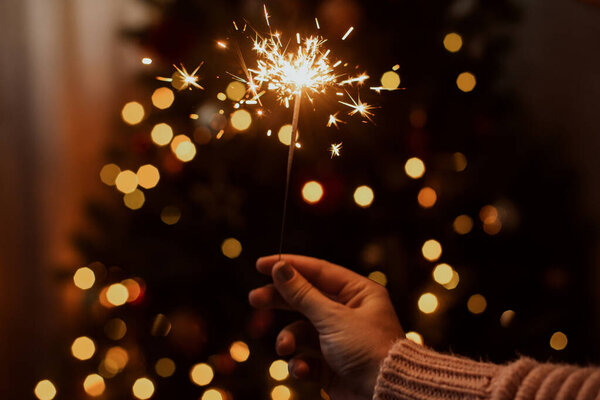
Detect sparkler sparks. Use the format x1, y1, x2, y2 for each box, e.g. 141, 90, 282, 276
339, 93, 376, 123
329, 142, 343, 158
157, 63, 204, 91
327, 113, 344, 128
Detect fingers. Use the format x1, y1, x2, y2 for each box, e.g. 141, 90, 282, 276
271, 260, 341, 325
257, 254, 366, 296
276, 320, 319, 356
248, 284, 292, 311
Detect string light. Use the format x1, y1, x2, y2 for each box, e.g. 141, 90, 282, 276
190, 363, 214, 386
418, 293, 438, 314
71, 336, 95, 360
229, 341, 250, 362
34, 380, 56, 400
302, 181, 324, 204
83, 374, 105, 397
353, 185, 374, 208
73, 267, 95, 290
132, 377, 155, 399
405, 157, 425, 179
421, 239, 442, 261
269, 360, 289, 381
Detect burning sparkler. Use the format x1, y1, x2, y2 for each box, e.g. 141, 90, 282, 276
157, 63, 204, 91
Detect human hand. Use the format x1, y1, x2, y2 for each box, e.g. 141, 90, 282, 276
249, 255, 404, 399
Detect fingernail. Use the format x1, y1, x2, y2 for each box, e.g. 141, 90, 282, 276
275, 262, 294, 282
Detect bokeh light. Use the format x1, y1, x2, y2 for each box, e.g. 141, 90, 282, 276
71, 336, 95, 360
103, 346, 129, 375
467, 294, 487, 314
277, 124, 298, 146
115, 170, 138, 194
226, 81, 246, 101
100, 163, 120, 186
34, 380, 56, 400
380, 71, 401, 90
152, 87, 175, 109
151, 314, 172, 337
73, 267, 95, 290
161, 206, 181, 225
155, 358, 176, 378
106, 283, 129, 306
104, 318, 127, 340
174, 141, 197, 162
432, 263, 453, 285
271, 385, 291, 400
170, 134, 191, 153
443, 33, 463, 53
368, 271, 387, 287
453, 152, 468, 171
443, 270, 460, 290
421, 239, 442, 261
550, 331, 568, 350
417, 187, 437, 208
269, 359, 289, 381
353, 185, 374, 208
418, 293, 439, 314
404, 157, 425, 179
151, 123, 174, 146
83, 374, 105, 397
405, 331, 423, 345
202, 389, 223, 400
190, 363, 214, 386
137, 165, 160, 189
302, 181, 324, 204
229, 341, 250, 362
221, 238, 242, 259
217, 92, 227, 101
122, 278, 142, 302
500, 310, 515, 328
230, 109, 252, 131
123, 189, 145, 210
456, 72, 476, 92
132, 377, 155, 399
453, 215, 473, 235
122, 101, 145, 125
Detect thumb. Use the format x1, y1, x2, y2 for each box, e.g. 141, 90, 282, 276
272, 260, 339, 325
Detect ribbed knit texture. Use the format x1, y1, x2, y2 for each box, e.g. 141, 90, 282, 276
373, 339, 600, 400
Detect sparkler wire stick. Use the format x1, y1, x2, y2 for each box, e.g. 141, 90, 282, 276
278, 92, 302, 260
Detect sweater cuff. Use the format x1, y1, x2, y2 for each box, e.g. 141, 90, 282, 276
373, 339, 501, 400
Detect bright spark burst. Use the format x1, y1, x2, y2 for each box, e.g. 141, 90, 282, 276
327, 113, 344, 128
339, 93, 376, 123
329, 142, 343, 158
157, 63, 204, 91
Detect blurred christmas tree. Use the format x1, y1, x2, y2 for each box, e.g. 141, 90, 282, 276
35, 0, 596, 399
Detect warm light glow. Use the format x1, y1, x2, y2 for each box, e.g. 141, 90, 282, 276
34, 380, 56, 400
380, 71, 401, 90
122, 101, 145, 125
73, 267, 95, 290
83, 374, 105, 397
170, 134, 191, 153
106, 283, 129, 306
151, 123, 174, 146
277, 124, 298, 146
229, 341, 250, 362
467, 294, 487, 314
418, 293, 438, 314
500, 310, 515, 328
217, 92, 227, 101
405, 331, 423, 345
226, 81, 246, 101
443, 33, 463, 53
405, 157, 426, 179
231, 109, 252, 131
71, 336, 95, 360
329, 142, 342, 158
443, 270, 460, 290
175, 141, 197, 162
302, 181, 324, 204
421, 239, 442, 261
142, 57, 152, 65
271, 385, 292, 400
456, 72, 476, 92
484, 219, 502, 235
104, 346, 129, 374
417, 187, 437, 208
152, 87, 175, 109
132, 377, 155, 399
100, 163, 120, 186
115, 170, 138, 194
453, 152, 467, 171
123, 189, 145, 210
368, 271, 387, 287
122, 278, 142, 302
453, 215, 473, 235
269, 359, 289, 381
190, 363, 214, 386
221, 238, 242, 259
202, 389, 224, 400
432, 263, 453, 285
104, 318, 127, 340
137, 164, 160, 189
550, 331, 568, 350
155, 358, 176, 377
161, 206, 181, 225
353, 185, 374, 208
479, 205, 498, 224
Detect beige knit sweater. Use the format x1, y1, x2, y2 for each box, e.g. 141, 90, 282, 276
374, 339, 600, 400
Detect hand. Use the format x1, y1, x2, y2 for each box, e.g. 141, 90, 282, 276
249, 255, 404, 399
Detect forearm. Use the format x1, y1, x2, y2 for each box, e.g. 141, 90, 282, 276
374, 339, 600, 400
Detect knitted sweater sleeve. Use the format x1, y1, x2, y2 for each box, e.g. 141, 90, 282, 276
373, 339, 600, 400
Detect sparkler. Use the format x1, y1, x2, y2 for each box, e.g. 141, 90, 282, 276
157, 63, 204, 91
